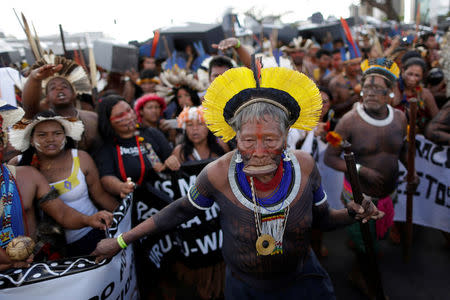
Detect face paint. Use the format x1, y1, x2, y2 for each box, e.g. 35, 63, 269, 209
59, 138, 67, 151
33, 141, 44, 152
237, 120, 285, 177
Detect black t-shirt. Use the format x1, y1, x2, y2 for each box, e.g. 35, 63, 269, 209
96, 127, 172, 184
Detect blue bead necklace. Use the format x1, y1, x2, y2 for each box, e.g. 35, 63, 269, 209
236, 153, 292, 211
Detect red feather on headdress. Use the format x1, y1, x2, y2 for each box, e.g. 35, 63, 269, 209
150, 30, 160, 58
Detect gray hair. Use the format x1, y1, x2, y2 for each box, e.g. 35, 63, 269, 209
229, 101, 290, 137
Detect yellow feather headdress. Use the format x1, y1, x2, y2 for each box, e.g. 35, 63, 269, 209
203, 67, 322, 142
30, 51, 92, 96
360, 58, 400, 83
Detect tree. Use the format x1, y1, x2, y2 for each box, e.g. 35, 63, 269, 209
361, 0, 400, 21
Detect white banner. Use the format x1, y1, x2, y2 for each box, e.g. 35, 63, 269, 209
394, 135, 450, 233
0, 194, 138, 300
302, 133, 450, 233
301, 131, 345, 210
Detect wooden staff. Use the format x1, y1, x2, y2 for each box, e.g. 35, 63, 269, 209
342, 141, 386, 300
404, 98, 418, 262
59, 24, 68, 58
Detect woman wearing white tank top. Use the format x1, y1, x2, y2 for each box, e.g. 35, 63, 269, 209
9, 111, 119, 257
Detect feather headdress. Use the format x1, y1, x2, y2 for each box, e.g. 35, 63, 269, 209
159, 66, 206, 92
9, 116, 84, 152
157, 66, 206, 101
31, 51, 92, 96
280, 37, 314, 53
203, 66, 322, 142
360, 58, 400, 83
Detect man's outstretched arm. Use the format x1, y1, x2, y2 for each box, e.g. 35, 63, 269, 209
92, 196, 200, 262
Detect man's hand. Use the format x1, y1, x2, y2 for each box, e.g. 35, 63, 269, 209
87, 211, 113, 230
30, 64, 63, 81
406, 172, 420, 194
314, 122, 328, 139
124, 68, 139, 84
347, 195, 385, 223
91, 238, 121, 264
212, 37, 240, 51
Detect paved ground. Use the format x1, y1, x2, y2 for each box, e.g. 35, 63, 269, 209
320, 225, 450, 300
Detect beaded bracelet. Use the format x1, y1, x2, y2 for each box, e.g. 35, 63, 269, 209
117, 233, 128, 249
234, 39, 241, 49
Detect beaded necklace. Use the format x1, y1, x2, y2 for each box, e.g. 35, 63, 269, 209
236, 154, 292, 211
228, 150, 301, 214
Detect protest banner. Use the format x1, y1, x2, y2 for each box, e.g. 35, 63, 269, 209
0, 194, 138, 300
134, 159, 223, 270
302, 132, 449, 233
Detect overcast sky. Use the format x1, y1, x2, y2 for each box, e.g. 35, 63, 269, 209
1, 0, 358, 43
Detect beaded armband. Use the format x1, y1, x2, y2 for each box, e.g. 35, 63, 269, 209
313, 184, 327, 206
187, 185, 214, 210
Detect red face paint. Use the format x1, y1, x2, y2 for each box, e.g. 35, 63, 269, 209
237, 118, 285, 177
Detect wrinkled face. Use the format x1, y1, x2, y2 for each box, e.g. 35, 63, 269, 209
403, 65, 423, 88
186, 119, 208, 144
209, 66, 230, 83
177, 88, 193, 108
142, 57, 156, 70
361, 76, 389, 113
320, 91, 331, 120
318, 55, 331, 69
237, 115, 286, 177
46, 77, 76, 107
140, 81, 156, 93
345, 61, 361, 77
110, 101, 137, 135
331, 53, 342, 70
31, 120, 66, 156
141, 101, 161, 124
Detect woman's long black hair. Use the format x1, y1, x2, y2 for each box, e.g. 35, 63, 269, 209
97, 94, 130, 140
182, 130, 225, 162
18, 110, 76, 166
172, 86, 201, 117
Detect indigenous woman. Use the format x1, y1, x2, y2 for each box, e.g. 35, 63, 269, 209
394, 56, 439, 133
134, 93, 166, 129
9, 111, 118, 257
95, 94, 179, 298
170, 106, 229, 164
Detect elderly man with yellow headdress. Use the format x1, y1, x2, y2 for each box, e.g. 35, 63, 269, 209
93, 63, 384, 299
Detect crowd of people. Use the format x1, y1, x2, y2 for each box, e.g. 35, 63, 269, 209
0, 23, 449, 300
